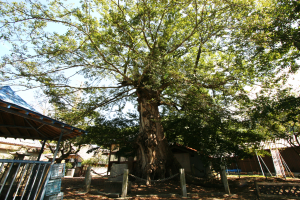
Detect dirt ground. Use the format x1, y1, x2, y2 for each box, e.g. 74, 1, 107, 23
61, 176, 300, 200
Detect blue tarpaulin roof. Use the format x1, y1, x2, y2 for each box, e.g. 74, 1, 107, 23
0, 86, 38, 112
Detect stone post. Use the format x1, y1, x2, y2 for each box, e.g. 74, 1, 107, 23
180, 168, 187, 197
84, 166, 92, 192
206, 161, 213, 178
121, 169, 129, 198
220, 166, 230, 194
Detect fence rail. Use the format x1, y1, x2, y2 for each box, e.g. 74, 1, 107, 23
129, 173, 179, 183
0, 159, 51, 200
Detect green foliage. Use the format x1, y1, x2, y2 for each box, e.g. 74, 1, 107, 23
250, 90, 300, 143
85, 114, 138, 158
163, 91, 265, 160
1, 0, 294, 117
65, 162, 73, 170
82, 155, 108, 166
81, 159, 94, 166
266, 0, 300, 53
64, 162, 73, 176
237, 0, 299, 81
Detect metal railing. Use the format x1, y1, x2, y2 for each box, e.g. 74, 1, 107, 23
0, 159, 51, 200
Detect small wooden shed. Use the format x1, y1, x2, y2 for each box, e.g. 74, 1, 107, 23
0, 86, 85, 199
170, 143, 206, 177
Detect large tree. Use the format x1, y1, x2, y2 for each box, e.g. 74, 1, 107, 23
0, 0, 297, 180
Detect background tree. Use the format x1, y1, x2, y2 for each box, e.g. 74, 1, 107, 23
85, 114, 139, 160
33, 88, 88, 163
85, 114, 138, 149
238, 0, 299, 83
162, 86, 266, 171
1, 0, 298, 180
46, 138, 83, 163
250, 89, 300, 157
265, 0, 300, 52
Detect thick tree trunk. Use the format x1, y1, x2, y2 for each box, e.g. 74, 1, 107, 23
135, 88, 180, 184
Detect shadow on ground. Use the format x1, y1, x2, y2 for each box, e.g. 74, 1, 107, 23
61, 176, 300, 199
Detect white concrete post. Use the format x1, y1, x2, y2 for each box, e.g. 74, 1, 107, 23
220, 166, 230, 194
121, 169, 129, 198
84, 166, 92, 192
180, 168, 187, 197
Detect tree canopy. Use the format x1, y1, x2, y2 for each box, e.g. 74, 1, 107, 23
85, 114, 138, 149
2, 0, 293, 107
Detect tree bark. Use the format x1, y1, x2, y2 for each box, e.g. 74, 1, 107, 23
135, 88, 180, 184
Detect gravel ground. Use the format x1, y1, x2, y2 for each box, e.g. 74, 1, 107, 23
61, 176, 300, 199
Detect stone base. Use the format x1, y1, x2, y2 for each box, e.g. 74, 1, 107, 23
66, 168, 75, 177
73, 168, 81, 177
104, 181, 131, 194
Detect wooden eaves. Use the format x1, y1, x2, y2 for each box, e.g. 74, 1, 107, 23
0, 99, 85, 141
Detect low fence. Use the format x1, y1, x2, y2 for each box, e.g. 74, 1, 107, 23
90, 168, 108, 177
87, 166, 300, 199
89, 168, 189, 198
0, 159, 51, 200
89, 165, 231, 198
255, 181, 300, 199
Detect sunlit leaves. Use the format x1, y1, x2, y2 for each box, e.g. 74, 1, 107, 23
1, 0, 298, 136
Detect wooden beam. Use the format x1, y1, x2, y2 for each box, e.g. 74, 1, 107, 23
0, 106, 74, 134
25, 119, 48, 138
0, 125, 33, 129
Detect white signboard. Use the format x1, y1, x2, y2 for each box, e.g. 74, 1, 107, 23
270, 149, 285, 177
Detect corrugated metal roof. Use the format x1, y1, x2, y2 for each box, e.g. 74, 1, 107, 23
0, 86, 38, 112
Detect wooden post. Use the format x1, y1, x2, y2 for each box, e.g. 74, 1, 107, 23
84, 166, 92, 192
180, 168, 187, 197
107, 144, 112, 176
220, 166, 230, 194
121, 169, 129, 198
191, 164, 195, 176
255, 181, 260, 197
52, 131, 63, 164
235, 155, 240, 179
